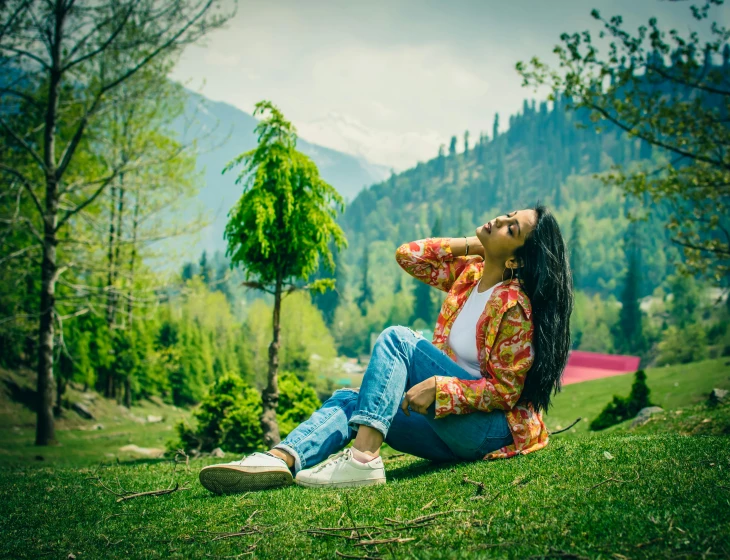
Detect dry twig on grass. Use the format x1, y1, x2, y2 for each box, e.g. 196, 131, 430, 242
354, 537, 416, 547
335, 551, 383, 560
116, 482, 191, 502
87, 455, 191, 502
384, 509, 467, 526
526, 549, 590, 560
204, 543, 257, 558
420, 498, 436, 510
586, 471, 640, 492
204, 511, 268, 543
478, 540, 517, 550
209, 528, 260, 542
462, 474, 486, 495
174, 449, 190, 473
634, 537, 663, 549
548, 418, 582, 435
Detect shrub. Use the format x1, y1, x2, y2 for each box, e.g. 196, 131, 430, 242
590, 370, 656, 431
170, 371, 321, 453
277, 371, 322, 438
656, 324, 708, 366
220, 386, 263, 453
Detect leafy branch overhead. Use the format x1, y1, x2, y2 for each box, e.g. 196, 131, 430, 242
517, 0, 730, 282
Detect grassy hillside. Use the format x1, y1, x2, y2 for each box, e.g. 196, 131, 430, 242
2, 359, 730, 558
2, 427, 728, 559
543, 358, 730, 435
0, 368, 190, 467
2, 358, 728, 466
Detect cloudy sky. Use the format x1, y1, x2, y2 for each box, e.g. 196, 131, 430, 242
171, 0, 727, 171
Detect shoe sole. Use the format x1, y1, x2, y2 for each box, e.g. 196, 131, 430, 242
295, 477, 386, 489
199, 466, 293, 494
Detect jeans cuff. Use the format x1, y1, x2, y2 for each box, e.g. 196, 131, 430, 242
272, 443, 302, 474
349, 412, 390, 439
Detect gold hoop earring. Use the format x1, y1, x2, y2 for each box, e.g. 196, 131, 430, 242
502, 267, 514, 283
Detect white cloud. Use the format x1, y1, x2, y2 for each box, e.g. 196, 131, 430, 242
203, 50, 241, 68
296, 111, 443, 171
171, 0, 717, 170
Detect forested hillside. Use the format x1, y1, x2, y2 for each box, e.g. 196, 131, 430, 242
309, 56, 730, 362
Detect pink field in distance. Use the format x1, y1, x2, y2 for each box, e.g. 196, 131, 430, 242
562, 350, 641, 386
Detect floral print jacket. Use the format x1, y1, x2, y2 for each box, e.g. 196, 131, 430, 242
395, 237, 549, 460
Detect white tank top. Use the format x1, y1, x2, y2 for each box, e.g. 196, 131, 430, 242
447, 283, 496, 377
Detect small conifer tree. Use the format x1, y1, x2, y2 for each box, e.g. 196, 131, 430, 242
590, 370, 655, 431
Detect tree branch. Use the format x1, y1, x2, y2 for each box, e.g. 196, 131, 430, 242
0, 164, 43, 217
0, 44, 50, 69
62, 2, 136, 72
645, 62, 730, 97
586, 101, 730, 170
0, 0, 32, 44
0, 118, 46, 171
55, 169, 119, 231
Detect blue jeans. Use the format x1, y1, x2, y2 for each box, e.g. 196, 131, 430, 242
275, 325, 514, 473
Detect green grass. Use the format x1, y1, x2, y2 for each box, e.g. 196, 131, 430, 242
0, 367, 190, 467
2, 429, 729, 559
543, 358, 730, 435
2, 360, 730, 558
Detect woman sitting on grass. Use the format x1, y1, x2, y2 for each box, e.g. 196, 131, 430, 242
199, 204, 573, 492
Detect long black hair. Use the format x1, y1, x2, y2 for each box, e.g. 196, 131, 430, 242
514, 204, 573, 413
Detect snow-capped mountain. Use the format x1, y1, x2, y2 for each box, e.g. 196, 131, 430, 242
296, 112, 444, 172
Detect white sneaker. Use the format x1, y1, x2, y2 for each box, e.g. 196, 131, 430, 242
295, 448, 386, 489
199, 452, 293, 494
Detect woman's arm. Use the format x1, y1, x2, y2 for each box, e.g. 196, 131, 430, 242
433, 303, 534, 417
448, 236, 485, 259
395, 237, 483, 293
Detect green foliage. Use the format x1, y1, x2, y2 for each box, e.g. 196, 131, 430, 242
570, 291, 619, 353
666, 274, 704, 329
517, 1, 730, 282
223, 100, 347, 288
173, 371, 320, 453
613, 226, 647, 357
276, 372, 322, 438
656, 324, 709, 366
244, 292, 337, 388
568, 213, 583, 290
220, 385, 265, 453
590, 370, 655, 431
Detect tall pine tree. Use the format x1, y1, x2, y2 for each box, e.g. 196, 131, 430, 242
613, 223, 645, 357
411, 216, 442, 326
355, 244, 372, 314
569, 214, 583, 290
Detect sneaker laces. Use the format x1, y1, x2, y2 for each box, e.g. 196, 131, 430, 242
312, 448, 352, 473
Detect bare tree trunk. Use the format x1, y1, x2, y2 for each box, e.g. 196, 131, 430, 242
36, 214, 58, 445
23, 274, 35, 365
123, 187, 140, 409
124, 377, 132, 408
35, 3, 64, 446
114, 178, 125, 321
54, 375, 65, 418
261, 273, 283, 447
104, 184, 117, 398
113, 180, 125, 405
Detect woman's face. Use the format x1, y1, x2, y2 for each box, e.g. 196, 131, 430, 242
476, 209, 538, 263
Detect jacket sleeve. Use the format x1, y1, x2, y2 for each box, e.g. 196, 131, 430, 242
433, 303, 534, 418
395, 238, 475, 293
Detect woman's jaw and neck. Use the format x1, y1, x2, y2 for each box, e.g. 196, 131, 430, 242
475, 209, 538, 294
